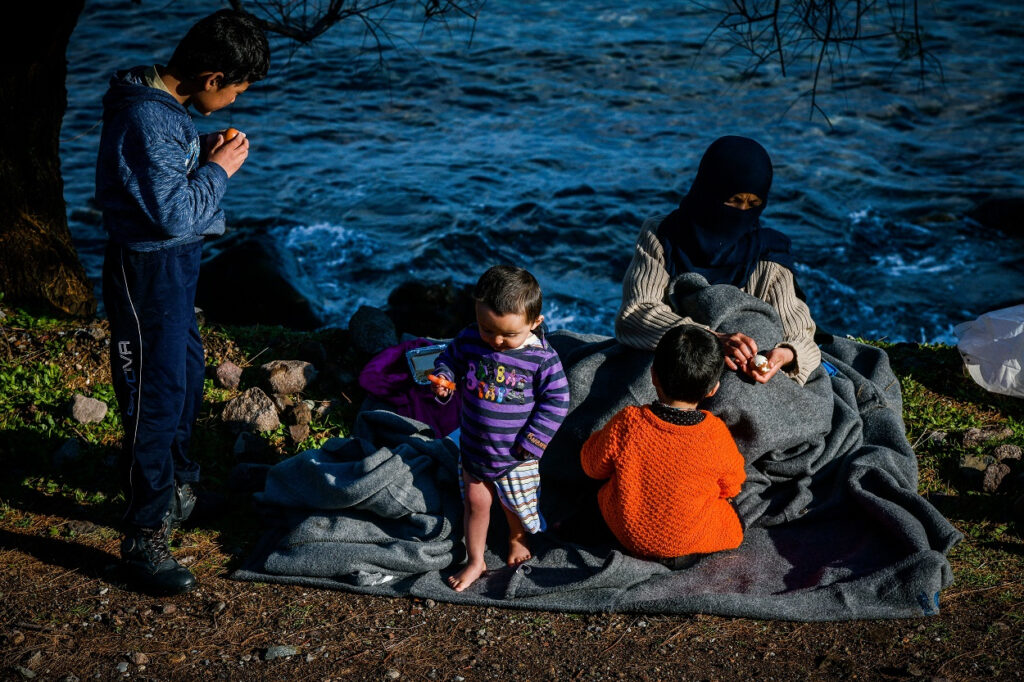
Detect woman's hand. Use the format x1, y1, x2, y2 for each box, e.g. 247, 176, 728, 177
716, 331, 759, 371
744, 346, 794, 384
716, 332, 794, 383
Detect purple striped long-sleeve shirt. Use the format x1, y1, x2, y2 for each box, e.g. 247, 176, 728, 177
434, 325, 570, 481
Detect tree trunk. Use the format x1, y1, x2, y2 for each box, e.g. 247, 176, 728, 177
0, 0, 95, 317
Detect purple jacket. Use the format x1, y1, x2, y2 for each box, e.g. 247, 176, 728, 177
359, 338, 461, 438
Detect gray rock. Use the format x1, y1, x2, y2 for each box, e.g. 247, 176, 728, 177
221, 388, 280, 433
74, 324, 106, 342
272, 393, 295, 412
23, 651, 42, 669
959, 455, 995, 491
288, 424, 310, 443
968, 195, 1024, 238
386, 669, 401, 680
992, 443, 1022, 463
67, 519, 98, 535
348, 305, 397, 355
13, 666, 35, 679
52, 438, 83, 467
233, 432, 269, 460
70, 394, 108, 424
262, 360, 318, 395
196, 237, 320, 330
263, 645, 299, 661
313, 399, 338, 420
298, 340, 328, 367
115, 661, 129, 674
963, 426, 1014, 448
386, 280, 475, 339
287, 401, 313, 426
983, 462, 1012, 493
214, 361, 243, 390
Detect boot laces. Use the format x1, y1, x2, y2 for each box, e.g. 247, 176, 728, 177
138, 524, 174, 565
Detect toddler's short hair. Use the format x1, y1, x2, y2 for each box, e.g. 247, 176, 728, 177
473, 265, 542, 321
652, 325, 724, 404
168, 10, 271, 85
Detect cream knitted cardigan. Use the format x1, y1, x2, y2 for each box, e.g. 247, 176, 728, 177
615, 216, 821, 385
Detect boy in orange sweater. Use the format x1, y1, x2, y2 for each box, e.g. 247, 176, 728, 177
581, 325, 746, 568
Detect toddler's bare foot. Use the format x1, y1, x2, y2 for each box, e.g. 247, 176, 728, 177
448, 560, 486, 592
506, 533, 532, 566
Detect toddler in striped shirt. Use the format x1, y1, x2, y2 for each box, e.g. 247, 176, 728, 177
432, 265, 570, 591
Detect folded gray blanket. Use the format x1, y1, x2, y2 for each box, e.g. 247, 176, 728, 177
234, 275, 961, 620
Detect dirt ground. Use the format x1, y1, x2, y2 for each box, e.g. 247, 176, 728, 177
1, 530, 1021, 681
1, 313, 1022, 680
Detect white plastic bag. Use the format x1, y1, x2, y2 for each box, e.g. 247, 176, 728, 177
955, 304, 1024, 399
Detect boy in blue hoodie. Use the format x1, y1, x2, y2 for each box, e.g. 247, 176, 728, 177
96, 9, 270, 595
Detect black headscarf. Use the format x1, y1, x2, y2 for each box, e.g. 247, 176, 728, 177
657, 136, 794, 288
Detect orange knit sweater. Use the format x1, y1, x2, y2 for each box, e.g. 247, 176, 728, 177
580, 406, 746, 559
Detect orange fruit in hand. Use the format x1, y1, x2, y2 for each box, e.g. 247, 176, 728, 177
224, 127, 240, 141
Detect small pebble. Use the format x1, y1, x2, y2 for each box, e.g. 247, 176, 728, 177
115, 661, 129, 674
263, 645, 299, 661
386, 670, 401, 680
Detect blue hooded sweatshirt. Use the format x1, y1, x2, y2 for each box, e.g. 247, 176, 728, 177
95, 66, 227, 251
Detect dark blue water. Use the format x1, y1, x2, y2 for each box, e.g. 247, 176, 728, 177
61, 1, 1024, 342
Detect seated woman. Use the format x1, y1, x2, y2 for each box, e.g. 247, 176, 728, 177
616, 135, 820, 385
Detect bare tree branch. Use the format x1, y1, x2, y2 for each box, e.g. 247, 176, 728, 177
228, 0, 482, 46
702, 0, 939, 122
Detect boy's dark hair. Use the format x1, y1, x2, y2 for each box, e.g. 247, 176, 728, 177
168, 10, 270, 85
473, 265, 542, 321
652, 325, 724, 404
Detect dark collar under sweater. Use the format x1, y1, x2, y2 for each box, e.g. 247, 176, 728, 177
648, 402, 706, 426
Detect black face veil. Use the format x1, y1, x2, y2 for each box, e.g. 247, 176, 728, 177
657, 135, 793, 288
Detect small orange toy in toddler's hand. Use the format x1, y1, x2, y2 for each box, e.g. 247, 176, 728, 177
428, 374, 455, 391
223, 127, 240, 141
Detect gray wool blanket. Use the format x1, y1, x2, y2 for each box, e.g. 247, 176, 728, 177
234, 275, 962, 620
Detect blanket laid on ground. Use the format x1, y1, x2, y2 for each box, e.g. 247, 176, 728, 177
234, 274, 962, 620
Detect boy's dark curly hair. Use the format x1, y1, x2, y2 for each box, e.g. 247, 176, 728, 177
652, 325, 724, 404
168, 9, 270, 85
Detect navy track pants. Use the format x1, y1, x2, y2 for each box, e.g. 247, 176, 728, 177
102, 241, 204, 530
